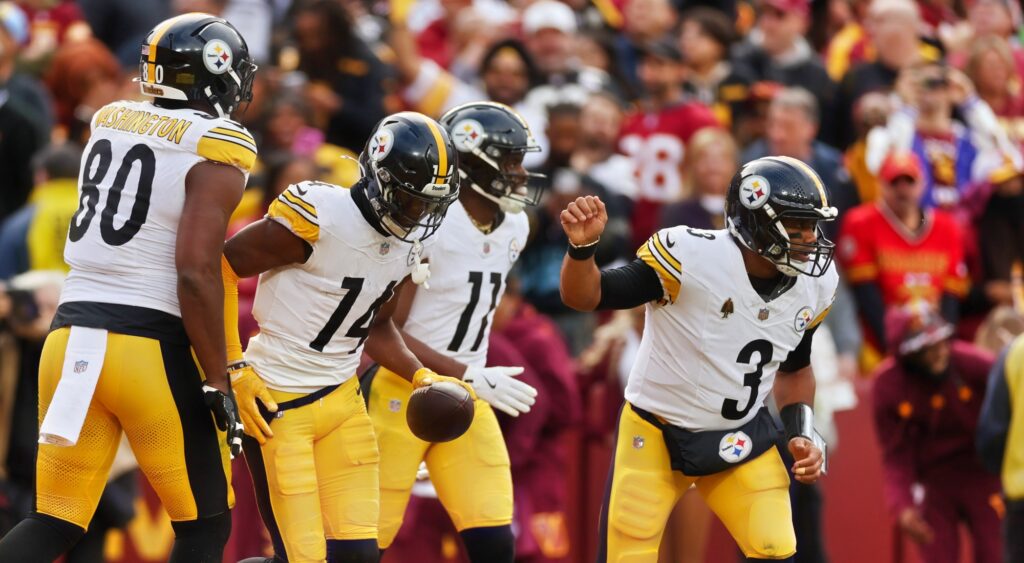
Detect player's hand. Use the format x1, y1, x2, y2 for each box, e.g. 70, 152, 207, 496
229, 363, 278, 445
788, 437, 823, 484
463, 365, 538, 417
560, 195, 608, 247
413, 368, 478, 401
898, 507, 935, 545
203, 384, 243, 459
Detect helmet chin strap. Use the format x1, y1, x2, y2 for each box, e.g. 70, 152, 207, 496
464, 170, 525, 214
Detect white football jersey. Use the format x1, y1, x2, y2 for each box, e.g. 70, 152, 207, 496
625, 227, 839, 431
245, 181, 427, 393
61, 100, 257, 316
403, 201, 529, 367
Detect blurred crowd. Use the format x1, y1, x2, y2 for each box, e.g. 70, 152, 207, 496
0, 0, 1023, 561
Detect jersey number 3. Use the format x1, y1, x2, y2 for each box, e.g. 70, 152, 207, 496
721, 339, 773, 420
68, 140, 155, 246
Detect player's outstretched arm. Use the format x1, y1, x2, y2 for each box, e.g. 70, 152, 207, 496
364, 282, 476, 399
559, 195, 608, 311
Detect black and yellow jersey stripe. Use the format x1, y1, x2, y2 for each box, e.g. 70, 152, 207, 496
197, 124, 258, 173
267, 185, 320, 243
636, 230, 682, 304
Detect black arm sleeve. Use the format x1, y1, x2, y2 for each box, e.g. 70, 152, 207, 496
851, 282, 886, 344
779, 324, 819, 372
596, 258, 665, 310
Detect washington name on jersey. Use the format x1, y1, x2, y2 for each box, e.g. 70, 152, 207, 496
403, 200, 529, 368
61, 100, 257, 317
245, 181, 427, 393
627, 227, 839, 431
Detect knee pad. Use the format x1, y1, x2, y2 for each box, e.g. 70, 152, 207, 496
0, 512, 85, 562
745, 497, 796, 559
460, 525, 514, 563
609, 471, 670, 541
326, 538, 379, 563
168, 510, 232, 563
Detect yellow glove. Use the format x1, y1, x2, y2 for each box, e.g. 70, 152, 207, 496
229, 362, 278, 445
412, 368, 478, 401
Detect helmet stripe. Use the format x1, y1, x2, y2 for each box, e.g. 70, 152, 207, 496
782, 157, 829, 208
423, 118, 449, 185
145, 14, 190, 84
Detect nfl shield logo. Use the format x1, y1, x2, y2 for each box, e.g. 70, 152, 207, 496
483, 241, 491, 255
758, 308, 770, 321
73, 360, 88, 374
632, 435, 645, 449
388, 399, 402, 413
379, 241, 391, 256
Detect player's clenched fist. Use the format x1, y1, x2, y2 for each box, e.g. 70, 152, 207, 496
560, 195, 608, 247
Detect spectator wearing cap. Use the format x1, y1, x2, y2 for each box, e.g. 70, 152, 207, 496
872, 303, 1001, 563
618, 36, 718, 249
0, 143, 82, 280
838, 151, 969, 354
0, 2, 51, 142
978, 332, 1024, 563
833, 0, 924, 149
520, 0, 617, 113
731, 0, 837, 147
867, 59, 1016, 213
678, 7, 754, 129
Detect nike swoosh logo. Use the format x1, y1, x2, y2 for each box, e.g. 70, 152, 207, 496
664, 233, 675, 248
295, 186, 308, 196
483, 375, 498, 389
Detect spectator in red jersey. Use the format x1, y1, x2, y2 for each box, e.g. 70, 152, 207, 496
838, 151, 969, 348
490, 278, 581, 563
618, 37, 718, 248
872, 303, 1002, 563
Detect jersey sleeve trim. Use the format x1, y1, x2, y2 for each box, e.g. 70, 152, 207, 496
209, 126, 256, 147
844, 263, 878, 283
636, 232, 682, 304
267, 196, 319, 244
197, 133, 257, 173
807, 304, 831, 330
281, 190, 318, 219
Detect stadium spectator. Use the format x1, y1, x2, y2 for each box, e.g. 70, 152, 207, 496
740, 86, 860, 241
77, 0, 166, 68
612, 0, 677, 95
678, 7, 751, 128
965, 35, 1024, 156
0, 143, 80, 280
618, 37, 718, 248
845, 91, 891, 203
15, 0, 91, 72
43, 37, 121, 140
834, 0, 923, 149
867, 59, 1015, 212
978, 332, 1024, 563
571, 93, 637, 208
873, 303, 1001, 563
823, 0, 872, 81
732, 0, 837, 145
970, 165, 1024, 311
658, 126, 735, 231
838, 151, 968, 348
289, 0, 394, 152
0, 2, 50, 140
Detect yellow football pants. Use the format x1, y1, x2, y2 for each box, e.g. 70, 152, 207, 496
599, 403, 795, 562
36, 327, 234, 530
367, 367, 513, 548
244, 376, 380, 563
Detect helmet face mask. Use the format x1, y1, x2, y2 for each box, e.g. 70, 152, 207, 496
726, 156, 838, 278
441, 102, 544, 214
360, 112, 460, 241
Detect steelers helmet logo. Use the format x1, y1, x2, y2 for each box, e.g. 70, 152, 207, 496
369, 129, 394, 162
509, 238, 521, 263
739, 175, 771, 209
203, 39, 234, 75
794, 306, 814, 333
719, 431, 753, 463
451, 119, 485, 152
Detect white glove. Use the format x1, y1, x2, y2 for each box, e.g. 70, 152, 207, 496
462, 365, 538, 417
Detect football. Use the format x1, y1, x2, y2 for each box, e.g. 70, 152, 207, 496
406, 380, 475, 442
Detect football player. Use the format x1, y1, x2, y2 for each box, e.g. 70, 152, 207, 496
361, 102, 541, 562
223, 112, 473, 563
0, 13, 256, 563
560, 156, 839, 561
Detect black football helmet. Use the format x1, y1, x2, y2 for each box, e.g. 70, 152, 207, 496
726, 156, 838, 277
359, 112, 459, 241
439, 102, 543, 213
137, 13, 257, 118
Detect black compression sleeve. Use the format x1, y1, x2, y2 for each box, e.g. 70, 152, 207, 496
597, 258, 665, 310
779, 324, 819, 372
